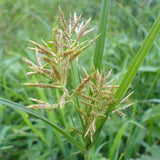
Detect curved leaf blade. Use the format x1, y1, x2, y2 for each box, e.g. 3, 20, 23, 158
0, 98, 85, 153
90, 15, 160, 149
114, 15, 160, 105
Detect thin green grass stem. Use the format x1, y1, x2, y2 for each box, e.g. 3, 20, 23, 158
94, 0, 111, 71
71, 64, 85, 131
114, 15, 160, 105
84, 150, 90, 160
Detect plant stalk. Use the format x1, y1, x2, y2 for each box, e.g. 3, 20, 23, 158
94, 0, 111, 71
84, 150, 90, 160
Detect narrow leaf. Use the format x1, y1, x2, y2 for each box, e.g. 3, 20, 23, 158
94, 0, 111, 71
0, 98, 85, 153
89, 15, 160, 149
114, 15, 160, 106
20, 111, 49, 145
109, 124, 126, 160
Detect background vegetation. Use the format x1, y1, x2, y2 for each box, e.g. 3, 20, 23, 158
0, 0, 160, 159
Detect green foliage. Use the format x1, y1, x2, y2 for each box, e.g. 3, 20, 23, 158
0, 98, 85, 153
132, 145, 160, 160
0, 0, 160, 159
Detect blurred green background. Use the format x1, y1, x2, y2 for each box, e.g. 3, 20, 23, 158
0, 0, 160, 159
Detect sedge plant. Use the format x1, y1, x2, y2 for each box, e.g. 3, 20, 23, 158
0, 1, 160, 159
22, 7, 130, 158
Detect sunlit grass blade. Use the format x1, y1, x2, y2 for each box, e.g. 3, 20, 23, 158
109, 121, 145, 160
109, 124, 126, 160
114, 15, 160, 105
94, 0, 111, 71
47, 108, 69, 159
0, 98, 85, 153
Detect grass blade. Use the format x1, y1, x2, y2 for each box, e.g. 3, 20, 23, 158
0, 98, 85, 153
94, 0, 111, 71
117, 2, 160, 56
109, 124, 126, 160
20, 111, 49, 145
109, 120, 145, 160
114, 15, 160, 105
89, 15, 160, 149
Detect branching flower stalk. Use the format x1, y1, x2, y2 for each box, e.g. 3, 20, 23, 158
23, 8, 132, 159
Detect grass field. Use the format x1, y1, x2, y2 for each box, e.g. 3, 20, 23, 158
0, 0, 160, 159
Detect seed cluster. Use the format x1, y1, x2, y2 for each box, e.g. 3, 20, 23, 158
23, 7, 98, 108
72, 67, 119, 141
23, 8, 132, 143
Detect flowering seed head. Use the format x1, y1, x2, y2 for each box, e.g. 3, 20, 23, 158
23, 8, 133, 146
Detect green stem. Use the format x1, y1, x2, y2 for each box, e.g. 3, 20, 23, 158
84, 150, 90, 160
94, 0, 111, 71
71, 63, 85, 131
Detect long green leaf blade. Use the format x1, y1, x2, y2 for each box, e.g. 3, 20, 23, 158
109, 124, 126, 160
0, 98, 85, 153
109, 120, 145, 160
94, 0, 111, 71
89, 15, 160, 149
117, 2, 160, 55
20, 111, 49, 145
114, 15, 160, 105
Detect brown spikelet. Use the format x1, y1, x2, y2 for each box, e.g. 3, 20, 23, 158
71, 127, 83, 135
59, 7, 68, 31
77, 17, 91, 40
60, 92, 66, 109
23, 83, 61, 89
29, 66, 52, 74
63, 49, 75, 58
58, 7, 70, 39
90, 81, 100, 95
80, 100, 93, 108
42, 57, 61, 80
29, 40, 56, 58
23, 58, 37, 67
120, 91, 134, 103
82, 28, 94, 37
70, 13, 82, 34
27, 104, 48, 109
25, 71, 38, 76
81, 94, 98, 102
82, 67, 88, 77
29, 98, 47, 104
41, 38, 49, 48
36, 47, 43, 68
72, 73, 95, 97
69, 35, 100, 62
